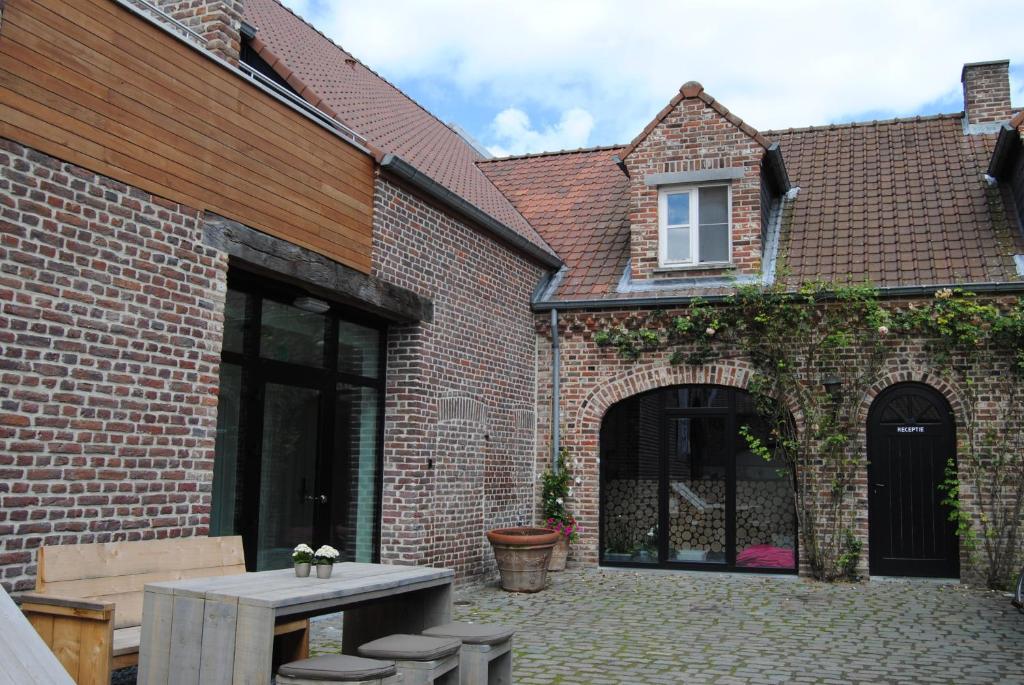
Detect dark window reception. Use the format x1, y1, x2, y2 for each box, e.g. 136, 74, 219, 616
600, 385, 797, 572
211, 271, 385, 570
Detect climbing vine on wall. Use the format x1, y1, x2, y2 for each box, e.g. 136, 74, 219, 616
894, 290, 1024, 590
594, 284, 1024, 587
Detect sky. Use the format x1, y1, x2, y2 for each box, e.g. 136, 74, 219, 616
280, 0, 1024, 158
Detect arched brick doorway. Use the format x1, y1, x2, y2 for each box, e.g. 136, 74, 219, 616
598, 384, 797, 572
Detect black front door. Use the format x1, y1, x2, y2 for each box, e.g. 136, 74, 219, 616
867, 383, 958, 577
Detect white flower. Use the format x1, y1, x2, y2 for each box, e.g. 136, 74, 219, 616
574, 476, 582, 485
555, 497, 564, 505
314, 545, 340, 560
573, 458, 580, 467
935, 288, 953, 300
877, 325, 889, 336
705, 327, 716, 336
568, 487, 574, 497
293, 543, 313, 554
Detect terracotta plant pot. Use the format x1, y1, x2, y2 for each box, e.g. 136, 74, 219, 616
547, 535, 570, 571
486, 527, 560, 592
294, 562, 311, 577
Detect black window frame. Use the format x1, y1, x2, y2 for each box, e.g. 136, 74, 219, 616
214, 268, 387, 570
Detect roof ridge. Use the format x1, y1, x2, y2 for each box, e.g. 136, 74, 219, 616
264, 0, 485, 161
479, 144, 624, 163
763, 111, 963, 136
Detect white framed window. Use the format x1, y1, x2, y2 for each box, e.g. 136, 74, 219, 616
658, 184, 731, 267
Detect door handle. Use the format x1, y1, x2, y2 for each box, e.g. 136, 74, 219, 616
304, 494, 327, 504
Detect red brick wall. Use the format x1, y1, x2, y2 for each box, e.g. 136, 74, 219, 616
372, 176, 544, 583
537, 303, 1021, 583
0, 139, 227, 591
961, 61, 1014, 125
626, 93, 766, 281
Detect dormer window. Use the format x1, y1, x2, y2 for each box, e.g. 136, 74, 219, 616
658, 184, 730, 267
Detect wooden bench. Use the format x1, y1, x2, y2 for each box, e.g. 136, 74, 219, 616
17, 536, 309, 685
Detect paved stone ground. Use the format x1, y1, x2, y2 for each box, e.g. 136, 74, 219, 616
312, 568, 1022, 685
113, 568, 1024, 684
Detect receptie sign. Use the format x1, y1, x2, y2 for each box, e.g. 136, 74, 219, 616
896, 426, 925, 433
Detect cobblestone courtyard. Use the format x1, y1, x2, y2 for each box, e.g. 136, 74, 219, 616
308, 569, 1023, 684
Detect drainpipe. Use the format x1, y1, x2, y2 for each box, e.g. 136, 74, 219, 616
551, 308, 560, 474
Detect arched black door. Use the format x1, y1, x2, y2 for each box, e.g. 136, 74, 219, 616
867, 383, 958, 577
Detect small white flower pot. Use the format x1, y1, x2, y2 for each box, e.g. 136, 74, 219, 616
315, 563, 333, 579
294, 562, 311, 577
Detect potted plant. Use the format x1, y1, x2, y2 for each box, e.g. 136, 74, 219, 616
540, 454, 579, 571
486, 527, 560, 592
313, 544, 340, 578
545, 516, 580, 571
292, 543, 313, 577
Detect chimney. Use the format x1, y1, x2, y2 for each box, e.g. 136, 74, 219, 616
157, 1, 244, 64
961, 60, 1013, 129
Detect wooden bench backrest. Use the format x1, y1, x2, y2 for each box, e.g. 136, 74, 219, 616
36, 537, 246, 630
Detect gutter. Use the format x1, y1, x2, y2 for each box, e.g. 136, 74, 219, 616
379, 154, 564, 270
532, 280, 1024, 312
550, 308, 560, 474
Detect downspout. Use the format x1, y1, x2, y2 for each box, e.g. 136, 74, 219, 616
551, 307, 560, 473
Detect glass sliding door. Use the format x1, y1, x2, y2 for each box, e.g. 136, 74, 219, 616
599, 385, 797, 573
211, 271, 386, 570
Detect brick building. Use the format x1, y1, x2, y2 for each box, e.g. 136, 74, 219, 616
1, 0, 1022, 592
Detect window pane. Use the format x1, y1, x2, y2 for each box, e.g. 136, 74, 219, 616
338, 320, 381, 378
211, 363, 243, 537
699, 186, 728, 225
257, 383, 320, 570
260, 299, 325, 367
600, 394, 661, 564
666, 193, 689, 226
735, 407, 796, 570
667, 416, 728, 564
699, 186, 729, 262
222, 289, 248, 354
666, 226, 690, 263
699, 224, 729, 263
332, 385, 380, 563
664, 386, 729, 409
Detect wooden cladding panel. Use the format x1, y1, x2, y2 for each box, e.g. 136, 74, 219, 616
0, 0, 374, 272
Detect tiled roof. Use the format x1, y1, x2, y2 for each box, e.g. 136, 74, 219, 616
480, 148, 630, 300
768, 114, 1023, 288
482, 114, 1024, 304
243, 0, 556, 260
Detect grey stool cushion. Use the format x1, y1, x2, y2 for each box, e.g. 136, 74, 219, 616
278, 654, 397, 681
422, 622, 515, 646
358, 634, 461, 661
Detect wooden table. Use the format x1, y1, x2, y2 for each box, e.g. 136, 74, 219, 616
137, 563, 453, 684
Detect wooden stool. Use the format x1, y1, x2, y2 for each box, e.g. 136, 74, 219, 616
358, 634, 462, 685
276, 654, 401, 684
423, 622, 514, 685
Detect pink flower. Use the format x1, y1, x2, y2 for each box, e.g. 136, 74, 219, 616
877, 325, 889, 336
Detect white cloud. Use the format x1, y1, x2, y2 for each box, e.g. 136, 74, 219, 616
487, 107, 594, 157
283, 0, 1024, 152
